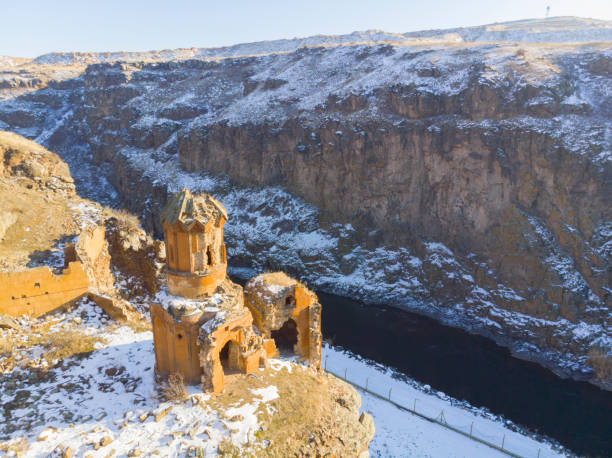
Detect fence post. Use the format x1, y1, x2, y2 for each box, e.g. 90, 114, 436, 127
344, 368, 347, 380
413, 399, 417, 411
324, 355, 328, 371
470, 422, 473, 437
501, 434, 505, 450
537, 449, 540, 458
388, 388, 392, 400
365, 378, 369, 391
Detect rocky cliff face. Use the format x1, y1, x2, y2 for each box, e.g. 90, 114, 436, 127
0, 18, 610, 386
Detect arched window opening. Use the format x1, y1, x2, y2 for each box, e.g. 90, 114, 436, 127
206, 245, 214, 266
271, 319, 298, 354
285, 295, 296, 306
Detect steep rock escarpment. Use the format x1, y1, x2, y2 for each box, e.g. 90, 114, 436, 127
0, 27, 610, 386
179, 117, 610, 321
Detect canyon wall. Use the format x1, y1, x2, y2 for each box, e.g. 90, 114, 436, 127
178, 117, 610, 324
0, 27, 610, 385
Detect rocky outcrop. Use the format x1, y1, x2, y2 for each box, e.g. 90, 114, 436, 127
0, 23, 610, 386
0, 130, 75, 192
104, 215, 165, 298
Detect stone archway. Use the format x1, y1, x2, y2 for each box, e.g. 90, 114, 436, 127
219, 339, 240, 375
271, 318, 298, 354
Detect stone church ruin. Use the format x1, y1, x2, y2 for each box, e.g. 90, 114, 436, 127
151, 189, 322, 393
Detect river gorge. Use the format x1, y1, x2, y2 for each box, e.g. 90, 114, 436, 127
0, 17, 610, 449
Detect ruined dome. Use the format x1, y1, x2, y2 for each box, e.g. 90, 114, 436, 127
161, 189, 229, 298
160, 189, 227, 231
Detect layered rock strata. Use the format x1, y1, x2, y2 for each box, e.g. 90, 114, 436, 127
0, 20, 609, 386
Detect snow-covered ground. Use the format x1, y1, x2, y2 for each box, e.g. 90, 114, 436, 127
1, 296, 568, 457
322, 344, 566, 458
0, 300, 281, 457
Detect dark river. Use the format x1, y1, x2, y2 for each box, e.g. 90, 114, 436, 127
318, 291, 612, 457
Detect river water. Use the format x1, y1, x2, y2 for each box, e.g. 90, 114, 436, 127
318, 291, 612, 457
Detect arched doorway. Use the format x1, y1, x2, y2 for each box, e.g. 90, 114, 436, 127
271, 318, 298, 355
219, 340, 240, 375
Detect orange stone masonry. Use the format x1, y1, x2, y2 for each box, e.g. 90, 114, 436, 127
160, 189, 228, 298
244, 272, 322, 368
151, 189, 322, 393
0, 262, 89, 317
0, 224, 128, 319
151, 279, 265, 392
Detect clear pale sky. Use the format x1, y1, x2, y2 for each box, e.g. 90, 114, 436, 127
2, 0, 611, 57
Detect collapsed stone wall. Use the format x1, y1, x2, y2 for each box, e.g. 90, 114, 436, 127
198, 312, 264, 393
244, 272, 322, 368
74, 224, 114, 295
0, 214, 163, 320
0, 222, 111, 318
197, 280, 265, 393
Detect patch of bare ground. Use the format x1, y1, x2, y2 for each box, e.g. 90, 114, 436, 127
162, 373, 189, 403
209, 364, 374, 457
123, 318, 152, 333
0, 315, 105, 373
43, 328, 101, 362
0, 178, 82, 271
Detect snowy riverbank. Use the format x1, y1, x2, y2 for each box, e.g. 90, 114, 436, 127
322, 343, 566, 457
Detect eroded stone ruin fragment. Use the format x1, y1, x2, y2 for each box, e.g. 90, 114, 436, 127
244, 272, 322, 367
